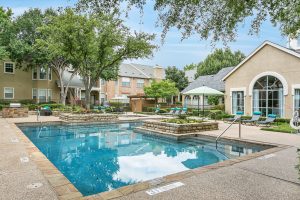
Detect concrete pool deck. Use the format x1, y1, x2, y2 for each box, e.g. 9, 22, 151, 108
0, 115, 299, 200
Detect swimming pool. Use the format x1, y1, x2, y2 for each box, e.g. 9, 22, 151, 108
19, 122, 269, 196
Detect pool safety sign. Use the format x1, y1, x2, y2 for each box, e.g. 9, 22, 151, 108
146, 182, 185, 195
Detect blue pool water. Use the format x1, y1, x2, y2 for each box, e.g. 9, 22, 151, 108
19, 122, 268, 196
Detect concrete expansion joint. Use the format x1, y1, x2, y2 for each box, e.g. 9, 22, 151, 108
237, 166, 300, 187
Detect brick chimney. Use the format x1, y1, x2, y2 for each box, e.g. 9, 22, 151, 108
153, 64, 164, 80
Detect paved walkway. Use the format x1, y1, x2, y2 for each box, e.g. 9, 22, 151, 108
0, 116, 299, 200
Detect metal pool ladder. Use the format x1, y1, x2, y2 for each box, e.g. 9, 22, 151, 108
216, 117, 242, 148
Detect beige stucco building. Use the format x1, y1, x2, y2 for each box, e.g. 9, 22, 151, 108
223, 41, 300, 118
0, 60, 61, 102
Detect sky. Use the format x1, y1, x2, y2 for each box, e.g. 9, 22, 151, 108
0, 0, 288, 69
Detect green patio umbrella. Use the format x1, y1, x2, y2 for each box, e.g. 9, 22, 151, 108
183, 86, 224, 116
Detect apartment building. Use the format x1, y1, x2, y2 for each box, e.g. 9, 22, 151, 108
0, 61, 60, 103
0, 61, 165, 105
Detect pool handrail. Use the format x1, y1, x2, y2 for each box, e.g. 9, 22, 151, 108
216, 116, 241, 148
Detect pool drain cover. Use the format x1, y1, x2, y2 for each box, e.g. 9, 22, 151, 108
27, 183, 43, 189
20, 157, 29, 163
11, 138, 19, 143
146, 182, 185, 195
258, 153, 276, 160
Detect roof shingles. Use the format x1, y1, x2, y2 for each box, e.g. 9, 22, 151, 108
181, 67, 234, 93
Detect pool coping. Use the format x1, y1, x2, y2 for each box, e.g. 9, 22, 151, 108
11, 121, 290, 200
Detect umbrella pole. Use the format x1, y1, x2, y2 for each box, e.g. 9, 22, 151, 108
197, 95, 200, 116
202, 94, 204, 117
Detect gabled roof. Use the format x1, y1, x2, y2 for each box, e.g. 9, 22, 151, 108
222, 41, 300, 81
185, 69, 197, 82
119, 63, 165, 79
181, 67, 234, 93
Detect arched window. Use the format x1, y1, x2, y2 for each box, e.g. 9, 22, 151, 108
253, 75, 283, 117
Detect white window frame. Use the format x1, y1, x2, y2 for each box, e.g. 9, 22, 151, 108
230, 87, 246, 115
4, 87, 14, 99
136, 79, 144, 88
121, 77, 131, 87
32, 67, 52, 81
32, 88, 37, 99
32, 88, 52, 103
48, 89, 52, 102
32, 68, 38, 80
4, 62, 15, 74
39, 67, 47, 80
48, 68, 52, 81
292, 84, 300, 113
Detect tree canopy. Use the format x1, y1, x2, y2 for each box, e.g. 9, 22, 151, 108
165, 66, 189, 92
76, 0, 300, 43
144, 80, 178, 103
0, 7, 13, 59
183, 63, 197, 71
195, 49, 245, 78
48, 9, 156, 109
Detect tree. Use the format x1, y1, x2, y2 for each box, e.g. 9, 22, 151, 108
5, 8, 77, 105
57, 9, 156, 109
76, 0, 300, 43
207, 96, 220, 106
195, 49, 245, 78
34, 9, 81, 105
144, 80, 178, 104
8, 8, 54, 67
165, 66, 188, 92
0, 7, 13, 59
183, 63, 197, 71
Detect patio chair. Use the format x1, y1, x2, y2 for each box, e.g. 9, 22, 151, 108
224, 111, 243, 122
242, 111, 261, 125
256, 114, 277, 126
40, 106, 52, 116
174, 107, 182, 115
180, 107, 188, 115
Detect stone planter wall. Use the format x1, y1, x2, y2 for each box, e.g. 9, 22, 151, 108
59, 113, 118, 122
141, 120, 218, 135
2, 107, 29, 118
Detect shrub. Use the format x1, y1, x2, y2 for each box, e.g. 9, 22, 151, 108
213, 104, 225, 111
19, 99, 36, 105
162, 118, 203, 124
40, 104, 64, 110
109, 102, 124, 108
159, 109, 168, 113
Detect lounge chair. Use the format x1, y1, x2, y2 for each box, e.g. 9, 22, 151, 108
256, 114, 277, 126
180, 107, 188, 115
174, 107, 182, 115
154, 107, 160, 114
162, 108, 176, 115
224, 111, 243, 122
242, 111, 261, 125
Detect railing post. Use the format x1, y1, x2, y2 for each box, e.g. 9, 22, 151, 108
239, 117, 241, 138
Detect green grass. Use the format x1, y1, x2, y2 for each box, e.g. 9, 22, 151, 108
261, 122, 295, 133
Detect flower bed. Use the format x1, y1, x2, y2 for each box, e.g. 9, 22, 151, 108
141, 120, 218, 135
59, 113, 118, 122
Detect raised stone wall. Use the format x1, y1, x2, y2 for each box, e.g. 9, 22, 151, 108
141, 120, 218, 134
2, 108, 29, 118
59, 113, 118, 122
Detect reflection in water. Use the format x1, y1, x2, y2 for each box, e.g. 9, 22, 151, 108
19, 122, 266, 196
